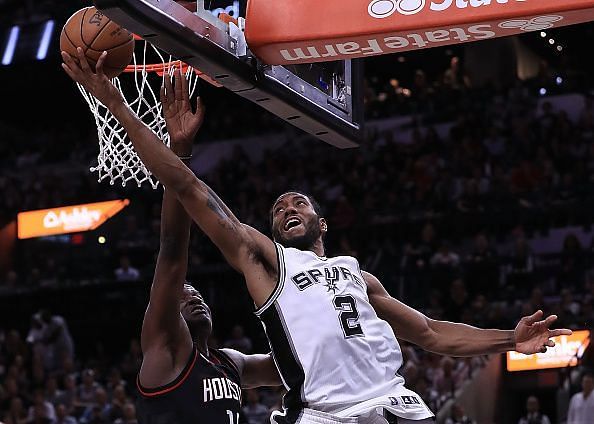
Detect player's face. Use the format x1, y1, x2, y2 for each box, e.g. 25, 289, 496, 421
271, 193, 325, 250
180, 287, 212, 333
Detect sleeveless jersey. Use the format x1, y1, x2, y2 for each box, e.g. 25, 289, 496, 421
255, 244, 431, 419
136, 346, 242, 424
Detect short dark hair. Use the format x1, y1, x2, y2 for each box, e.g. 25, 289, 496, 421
183, 282, 201, 296
269, 191, 323, 227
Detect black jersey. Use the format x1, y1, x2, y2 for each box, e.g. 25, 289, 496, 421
136, 346, 242, 424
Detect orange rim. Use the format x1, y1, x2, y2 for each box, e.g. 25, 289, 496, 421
123, 61, 199, 76
125, 35, 223, 86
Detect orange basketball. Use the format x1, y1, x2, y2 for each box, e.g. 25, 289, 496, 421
60, 6, 134, 79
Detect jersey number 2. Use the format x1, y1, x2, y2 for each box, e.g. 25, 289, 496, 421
333, 295, 364, 338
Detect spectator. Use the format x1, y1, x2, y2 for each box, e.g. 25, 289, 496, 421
77, 369, 100, 407
442, 57, 471, 90
110, 385, 128, 421
430, 242, 461, 290
224, 325, 253, 354
26, 389, 56, 423
567, 373, 594, 424
518, 395, 551, 424
465, 233, 500, 296
433, 357, 465, 399
113, 403, 138, 424
4, 396, 27, 424
114, 256, 140, 282
45, 376, 63, 407
55, 403, 77, 424
38, 309, 75, 372
55, 374, 78, 414
558, 233, 585, 291
444, 279, 470, 322
79, 388, 111, 424
431, 242, 461, 268
445, 403, 475, 424
105, 368, 126, 397
119, 340, 142, 382
506, 236, 535, 296
0, 270, 19, 291
242, 389, 269, 424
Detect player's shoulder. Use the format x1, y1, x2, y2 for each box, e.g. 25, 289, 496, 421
215, 348, 243, 376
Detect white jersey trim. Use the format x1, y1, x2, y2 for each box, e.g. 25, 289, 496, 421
254, 242, 286, 316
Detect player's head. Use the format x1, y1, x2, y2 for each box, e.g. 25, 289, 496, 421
270, 191, 327, 250
180, 283, 212, 339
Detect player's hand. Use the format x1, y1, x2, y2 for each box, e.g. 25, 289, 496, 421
161, 67, 205, 154
61, 48, 124, 110
514, 310, 572, 354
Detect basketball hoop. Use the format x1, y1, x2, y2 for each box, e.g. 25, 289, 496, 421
78, 37, 203, 189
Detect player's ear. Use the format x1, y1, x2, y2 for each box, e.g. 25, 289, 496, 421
320, 218, 328, 234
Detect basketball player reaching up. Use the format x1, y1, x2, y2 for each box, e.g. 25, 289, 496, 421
62, 49, 571, 424
130, 66, 280, 423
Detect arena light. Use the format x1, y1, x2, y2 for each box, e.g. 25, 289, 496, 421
17, 199, 130, 239
36, 20, 55, 60
2, 25, 20, 65
506, 330, 590, 372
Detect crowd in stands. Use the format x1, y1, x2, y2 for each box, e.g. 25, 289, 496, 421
3, 42, 594, 422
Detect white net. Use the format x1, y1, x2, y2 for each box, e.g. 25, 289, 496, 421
78, 39, 199, 188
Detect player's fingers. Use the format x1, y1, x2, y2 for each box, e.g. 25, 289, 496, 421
180, 68, 190, 100
550, 329, 572, 337
61, 63, 79, 82
160, 84, 167, 104
174, 67, 183, 101
542, 314, 558, 328
523, 310, 543, 325
195, 96, 205, 118
164, 73, 173, 103
95, 51, 107, 76
60, 51, 79, 71
76, 47, 92, 73
539, 345, 547, 353
545, 339, 555, 348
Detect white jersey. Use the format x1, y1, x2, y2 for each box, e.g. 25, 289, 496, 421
255, 244, 434, 421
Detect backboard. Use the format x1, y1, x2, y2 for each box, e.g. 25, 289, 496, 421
93, 0, 364, 148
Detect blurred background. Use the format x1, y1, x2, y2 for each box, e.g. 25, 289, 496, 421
1, 1, 594, 423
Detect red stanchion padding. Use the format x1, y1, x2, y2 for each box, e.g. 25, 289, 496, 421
245, 0, 594, 65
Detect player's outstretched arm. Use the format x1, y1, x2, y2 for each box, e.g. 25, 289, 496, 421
364, 271, 572, 357
61, 50, 278, 306
139, 112, 200, 387
221, 350, 282, 389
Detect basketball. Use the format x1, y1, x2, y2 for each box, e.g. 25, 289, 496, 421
60, 6, 134, 79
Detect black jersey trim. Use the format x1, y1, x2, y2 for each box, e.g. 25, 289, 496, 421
254, 242, 286, 316
137, 346, 198, 397
271, 408, 304, 424
259, 303, 306, 412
